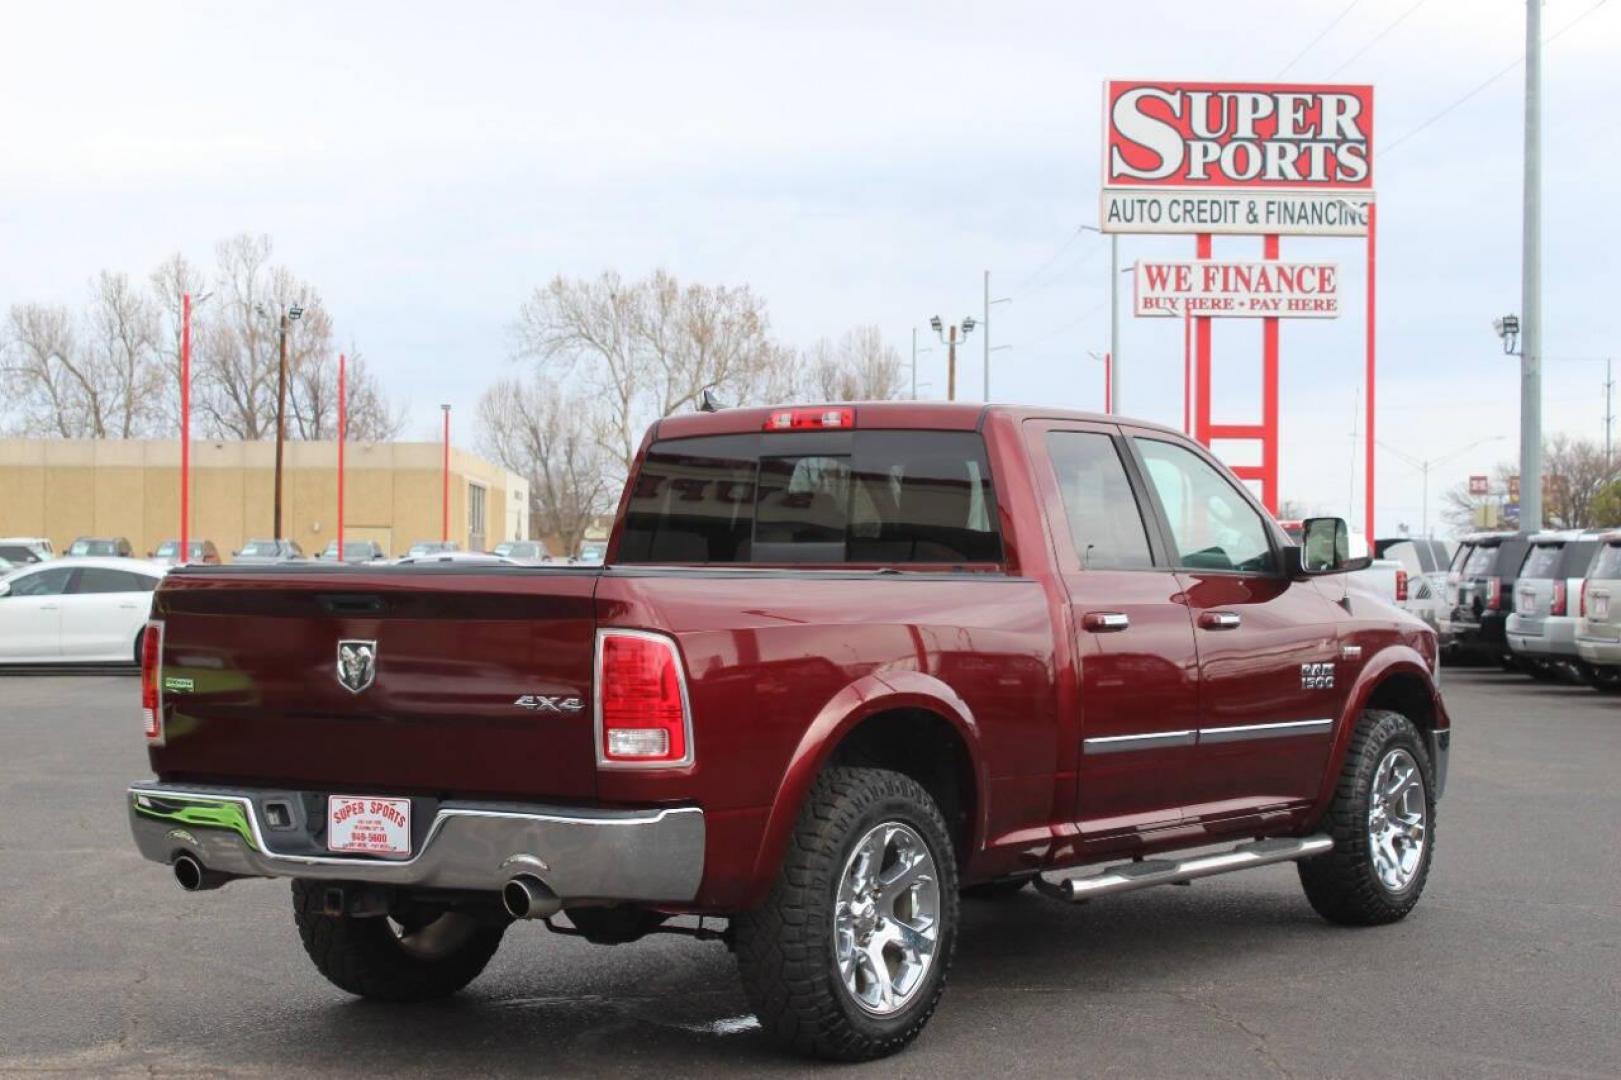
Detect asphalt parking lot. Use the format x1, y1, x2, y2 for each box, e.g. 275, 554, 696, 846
1, 669, 1617, 1079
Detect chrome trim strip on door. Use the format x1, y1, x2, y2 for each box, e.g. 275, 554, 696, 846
1082, 729, 1197, 755
1197, 718, 1334, 744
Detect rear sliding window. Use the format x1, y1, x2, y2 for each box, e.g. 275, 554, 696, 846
616, 431, 1002, 565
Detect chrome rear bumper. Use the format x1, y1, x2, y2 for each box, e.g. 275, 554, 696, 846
128, 782, 705, 903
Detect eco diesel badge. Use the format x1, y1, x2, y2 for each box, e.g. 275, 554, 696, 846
336, 640, 378, 694
514, 695, 585, 713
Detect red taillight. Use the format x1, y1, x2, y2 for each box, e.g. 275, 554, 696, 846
1552, 581, 1568, 617
596, 630, 691, 767
764, 407, 854, 431
1486, 577, 1502, 611
1395, 569, 1408, 602
140, 620, 164, 744
1581, 579, 1589, 617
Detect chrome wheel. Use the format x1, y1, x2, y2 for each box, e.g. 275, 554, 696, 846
1367, 748, 1427, 892
834, 821, 941, 1016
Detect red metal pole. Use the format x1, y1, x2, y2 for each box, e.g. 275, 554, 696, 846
442, 406, 451, 542
180, 292, 191, 565
337, 353, 346, 557
1182, 306, 1192, 434
1365, 205, 1377, 540
1104, 352, 1113, 413
1262, 234, 1281, 514
1194, 233, 1213, 446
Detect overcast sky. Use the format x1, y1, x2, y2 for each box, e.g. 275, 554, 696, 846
3, 0, 1617, 536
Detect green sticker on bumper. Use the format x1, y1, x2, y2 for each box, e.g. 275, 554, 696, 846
163, 676, 194, 692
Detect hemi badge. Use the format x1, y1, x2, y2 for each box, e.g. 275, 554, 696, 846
1339, 645, 1363, 662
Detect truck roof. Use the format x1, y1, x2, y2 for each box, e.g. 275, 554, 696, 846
653, 401, 1185, 441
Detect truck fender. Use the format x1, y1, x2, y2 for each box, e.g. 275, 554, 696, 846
743, 670, 987, 909
1310, 644, 1443, 818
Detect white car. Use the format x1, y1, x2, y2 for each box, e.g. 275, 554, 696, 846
0, 557, 165, 664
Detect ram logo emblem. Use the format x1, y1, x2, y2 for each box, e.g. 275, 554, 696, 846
336, 640, 378, 694
1301, 662, 1335, 690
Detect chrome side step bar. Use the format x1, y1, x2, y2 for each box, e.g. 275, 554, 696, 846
1035, 835, 1335, 903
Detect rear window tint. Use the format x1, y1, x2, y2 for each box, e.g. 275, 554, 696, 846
1560, 540, 1599, 578
1521, 544, 1564, 579
1592, 543, 1621, 580
617, 431, 1003, 565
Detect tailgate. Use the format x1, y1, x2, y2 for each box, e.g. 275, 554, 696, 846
149, 567, 602, 801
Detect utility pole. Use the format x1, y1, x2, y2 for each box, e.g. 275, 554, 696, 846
273, 311, 289, 540
947, 325, 958, 402
1520, 0, 1543, 532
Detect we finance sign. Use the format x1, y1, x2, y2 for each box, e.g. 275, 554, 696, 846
1134, 259, 1340, 318
1102, 81, 1374, 236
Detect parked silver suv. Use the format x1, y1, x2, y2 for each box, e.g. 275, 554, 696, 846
1505, 531, 1602, 681
1575, 532, 1621, 691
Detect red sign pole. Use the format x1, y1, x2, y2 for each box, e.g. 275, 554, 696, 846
179, 292, 191, 565
1261, 233, 1281, 514
441, 405, 451, 543
1103, 352, 1113, 413
1365, 204, 1378, 540
1182, 306, 1192, 434
337, 353, 346, 557
1194, 233, 1213, 446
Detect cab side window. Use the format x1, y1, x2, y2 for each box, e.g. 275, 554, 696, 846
1135, 438, 1277, 574
1045, 432, 1153, 570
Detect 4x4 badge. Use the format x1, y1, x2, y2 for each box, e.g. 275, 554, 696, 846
514, 695, 585, 713
337, 640, 378, 694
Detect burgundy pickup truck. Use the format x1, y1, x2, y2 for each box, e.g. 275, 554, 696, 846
130, 403, 1449, 1060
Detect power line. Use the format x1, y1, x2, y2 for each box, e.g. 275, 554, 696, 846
1327, 0, 1430, 77
1382, 0, 1611, 157
1015, 225, 1089, 293
1275, 0, 1363, 78
1021, 241, 1107, 299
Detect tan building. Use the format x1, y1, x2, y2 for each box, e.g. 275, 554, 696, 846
0, 438, 529, 560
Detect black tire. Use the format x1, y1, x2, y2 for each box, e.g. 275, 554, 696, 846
291, 880, 506, 1002
961, 877, 1031, 899
1525, 660, 1560, 682
734, 766, 959, 1061
1298, 709, 1436, 926
1578, 661, 1621, 693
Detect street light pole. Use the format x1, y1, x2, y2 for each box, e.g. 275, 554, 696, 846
337, 353, 347, 558
911, 327, 918, 400
1520, 0, 1544, 532
929, 316, 976, 402
1379, 435, 1505, 538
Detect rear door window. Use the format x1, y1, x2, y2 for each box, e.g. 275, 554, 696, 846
74, 568, 157, 594
617, 430, 1003, 566
8, 566, 76, 597
1044, 432, 1153, 570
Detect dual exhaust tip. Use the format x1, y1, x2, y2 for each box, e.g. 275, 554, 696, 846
174, 853, 561, 920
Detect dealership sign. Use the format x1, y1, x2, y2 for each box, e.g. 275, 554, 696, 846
1468, 475, 1490, 496
1102, 81, 1374, 236
1134, 259, 1340, 318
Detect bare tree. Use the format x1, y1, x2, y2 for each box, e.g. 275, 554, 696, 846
149, 252, 208, 432
513, 269, 790, 474
290, 349, 405, 442
799, 325, 906, 402
1440, 436, 1618, 532
2, 273, 161, 438
478, 375, 614, 557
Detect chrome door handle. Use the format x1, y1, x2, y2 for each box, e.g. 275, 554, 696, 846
39, 603, 59, 611
1200, 611, 1241, 630
1082, 612, 1130, 632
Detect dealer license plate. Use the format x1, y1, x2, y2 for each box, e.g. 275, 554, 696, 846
1519, 590, 1536, 614
327, 795, 412, 857
1595, 595, 1610, 621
